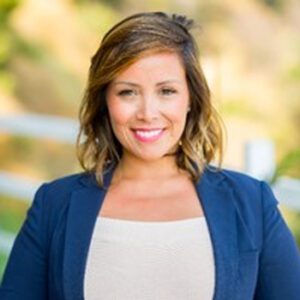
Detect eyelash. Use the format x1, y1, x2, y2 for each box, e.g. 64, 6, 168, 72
117, 88, 177, 97
160, 88, 177, 95
117, 89, 136, 97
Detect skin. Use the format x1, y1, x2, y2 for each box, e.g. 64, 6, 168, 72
101, 51, 203, 220
106, 51, 190, 175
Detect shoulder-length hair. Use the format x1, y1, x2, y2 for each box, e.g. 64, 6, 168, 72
76, 12, 224, 187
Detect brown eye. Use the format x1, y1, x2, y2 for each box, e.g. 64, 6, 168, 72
161, 88, 177, 96
118, 89, 136, 96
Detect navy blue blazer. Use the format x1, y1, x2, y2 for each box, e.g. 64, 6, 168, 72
1, 167, 300, 300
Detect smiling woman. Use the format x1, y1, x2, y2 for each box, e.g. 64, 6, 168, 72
1, 11, 300, 300
105, 52, 190, 161
76, 12, 223, 187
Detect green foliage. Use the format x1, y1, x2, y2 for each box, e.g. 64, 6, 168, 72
272, 149, 300, 248
0, 0, 21, 24
76, 0, 120, 33
0, 252, 8, 282
12, 33, 44, 60
0, 70, 14, 93
0, 13, 43, 91
75, 0, 123, 9
257, 0, 285, 11
0, 28, 13, 64
273, 148, 300, 181
0, 136, 79, 180
0, 195, 28, 233
280, 207, 300, 248
285, 63, 300, 82
0, 194, 28, 281
220, 97, 261, 119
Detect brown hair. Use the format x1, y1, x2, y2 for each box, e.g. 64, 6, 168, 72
76, 12, 224, 187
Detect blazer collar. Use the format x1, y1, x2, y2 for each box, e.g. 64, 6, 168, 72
63, 167, 239, 300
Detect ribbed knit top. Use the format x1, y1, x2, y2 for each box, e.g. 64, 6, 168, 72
84, 216, 215, 300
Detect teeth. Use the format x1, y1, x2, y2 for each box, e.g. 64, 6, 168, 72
135, 129, 162, 138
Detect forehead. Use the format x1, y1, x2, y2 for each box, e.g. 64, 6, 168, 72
112, 51, 186, 83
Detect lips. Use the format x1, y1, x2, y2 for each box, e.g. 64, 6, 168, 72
131, 128, 165, 142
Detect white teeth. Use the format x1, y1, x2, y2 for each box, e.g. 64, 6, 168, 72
135, 129, 162, 138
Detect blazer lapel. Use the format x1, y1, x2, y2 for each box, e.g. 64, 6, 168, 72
195, 170, 239, 300
62, 169, 114, 300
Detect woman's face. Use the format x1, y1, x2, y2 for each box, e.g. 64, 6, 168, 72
106, 51, 190, 162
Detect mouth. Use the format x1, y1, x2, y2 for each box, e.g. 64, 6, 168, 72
131, 128, 165, 143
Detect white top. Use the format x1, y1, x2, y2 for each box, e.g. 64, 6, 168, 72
84, 216, 216, 300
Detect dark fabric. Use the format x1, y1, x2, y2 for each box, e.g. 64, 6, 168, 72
0, 167, 300, 300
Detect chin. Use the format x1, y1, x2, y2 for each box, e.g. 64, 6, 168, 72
122, 142, 179, 161
133, 149, 177, 162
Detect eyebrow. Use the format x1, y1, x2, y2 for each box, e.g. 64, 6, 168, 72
112, 80, 183, 87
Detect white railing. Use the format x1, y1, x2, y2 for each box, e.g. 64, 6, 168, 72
0, 113, 78, 143
0, 171, 41, 202
0, 229, 15, 255
0, 114, 300, 256
273, 177, 300, 211
0, 113, 78, 255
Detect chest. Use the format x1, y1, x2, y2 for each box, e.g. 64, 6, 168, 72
99, 179, 204, 221
84, 216, 215, 299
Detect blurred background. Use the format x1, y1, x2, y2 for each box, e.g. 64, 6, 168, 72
1, 0, 300, 279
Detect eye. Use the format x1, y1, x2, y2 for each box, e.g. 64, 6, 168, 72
117, 89, 137, 97
160, 88, 177, 96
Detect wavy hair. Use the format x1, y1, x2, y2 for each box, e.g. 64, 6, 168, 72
76, 12, 224, 187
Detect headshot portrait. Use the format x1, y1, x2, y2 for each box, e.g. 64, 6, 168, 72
0, 8, 300, 300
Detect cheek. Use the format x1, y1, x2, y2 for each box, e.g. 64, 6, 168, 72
107, 100, 135, 127
166, 100, 189, 125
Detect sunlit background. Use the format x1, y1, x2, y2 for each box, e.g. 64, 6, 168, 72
1, 0, 300, 279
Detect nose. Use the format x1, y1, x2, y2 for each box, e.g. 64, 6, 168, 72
136, 95, 159, 122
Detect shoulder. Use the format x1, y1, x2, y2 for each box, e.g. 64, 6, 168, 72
41, 171, 92, 194
31, 171, 96, 215
203, 167, 280, 249
203, 166, 263, 193
202, 166, 278, 211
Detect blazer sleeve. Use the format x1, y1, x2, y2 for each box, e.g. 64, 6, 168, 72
0, 184, 49, 300
254, 181, 300, 300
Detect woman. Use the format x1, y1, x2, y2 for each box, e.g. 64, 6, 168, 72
1, 12, 300, 300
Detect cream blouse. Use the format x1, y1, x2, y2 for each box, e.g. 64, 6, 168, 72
84, 216, 215, 300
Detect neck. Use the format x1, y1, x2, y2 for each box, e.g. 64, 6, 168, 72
112, 154, 184, 183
